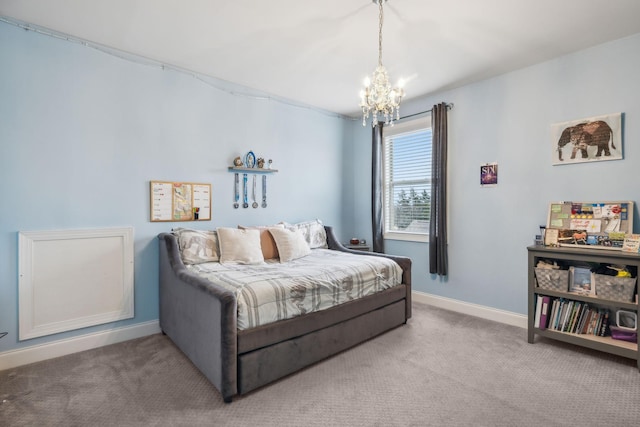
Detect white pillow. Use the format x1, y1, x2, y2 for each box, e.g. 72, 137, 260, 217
217, 227, 264, 264
269, 228, 311, 262
173, 228, 219, 265
282, 219, 328, 249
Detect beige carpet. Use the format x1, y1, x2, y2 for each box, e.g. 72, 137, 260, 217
1, 302, 639, 426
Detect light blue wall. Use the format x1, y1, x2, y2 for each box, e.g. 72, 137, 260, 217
349, 33, 640, 314
2, 18, 639, 355
0, 21, 352, 352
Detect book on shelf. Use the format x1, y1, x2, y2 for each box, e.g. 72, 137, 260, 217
580, 308, 593, 334
547, 299, 557, 330
539, 296, 551, 330
594, 309, 603, 336
567, 302, 581, 333
575, 303, 586, 332
575, 304, 589, 334
599, 310, 610, 337
556, 299, 568, 331
551, 299, 567, 331
560, 301, 571, 332
534, 295, 543, 328
542, 297, 613, 337
561, 300, 574, 332
588, 309, 602, 335
586, 309, 595, 334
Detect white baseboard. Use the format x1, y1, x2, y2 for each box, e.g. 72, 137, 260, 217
0, 320, 160, 371
412, 291, 527, 329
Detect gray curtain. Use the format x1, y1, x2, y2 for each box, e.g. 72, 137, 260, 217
429, 103, 448, 276
371, 122, 384, 253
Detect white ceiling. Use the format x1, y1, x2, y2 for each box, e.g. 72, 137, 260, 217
2, 0, 640, 117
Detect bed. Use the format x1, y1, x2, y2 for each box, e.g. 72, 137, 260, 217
158, 223, 412, 402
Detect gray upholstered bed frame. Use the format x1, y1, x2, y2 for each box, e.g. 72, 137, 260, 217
158, 226, 412, 402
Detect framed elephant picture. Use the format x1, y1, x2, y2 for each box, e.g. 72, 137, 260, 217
551, 112, 622, 165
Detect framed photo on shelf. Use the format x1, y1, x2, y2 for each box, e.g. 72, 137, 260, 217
569, 266, 593, 295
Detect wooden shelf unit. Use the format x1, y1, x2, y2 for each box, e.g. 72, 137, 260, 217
527, 245, 640, 370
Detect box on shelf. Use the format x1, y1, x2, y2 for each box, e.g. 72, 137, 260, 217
535, 268, 569, 292
594, 274, 637, 302
610, 326, 638, 343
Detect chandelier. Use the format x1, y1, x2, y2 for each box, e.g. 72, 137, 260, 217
359, 0, 405, 127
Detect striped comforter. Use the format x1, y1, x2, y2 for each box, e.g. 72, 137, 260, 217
187, 249, 403, 330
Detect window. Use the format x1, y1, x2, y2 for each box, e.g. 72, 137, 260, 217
383, 119, 432, 242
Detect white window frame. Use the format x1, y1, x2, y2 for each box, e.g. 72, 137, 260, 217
382, 118, 431, 243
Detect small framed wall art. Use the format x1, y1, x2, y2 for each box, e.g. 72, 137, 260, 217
480, 163, 498, 187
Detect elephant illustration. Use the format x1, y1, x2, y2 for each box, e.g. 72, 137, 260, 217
557, 120, 614, 161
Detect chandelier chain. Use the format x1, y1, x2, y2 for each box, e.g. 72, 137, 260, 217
378, 0, 383, 66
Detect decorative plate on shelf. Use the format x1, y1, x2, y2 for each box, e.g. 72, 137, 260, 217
245, 151, 256, 168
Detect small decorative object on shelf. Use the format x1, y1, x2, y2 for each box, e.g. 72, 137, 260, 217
350, 238, 360, 245
233, 156, 243, 167
257, 157, 265, 168
245, 151, 256, 168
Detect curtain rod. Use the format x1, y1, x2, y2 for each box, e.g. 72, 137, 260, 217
398, 102, 454, 121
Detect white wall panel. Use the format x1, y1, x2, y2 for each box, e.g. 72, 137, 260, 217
18, 227, 134, 340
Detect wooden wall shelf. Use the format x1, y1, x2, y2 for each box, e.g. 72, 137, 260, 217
228, 167, 278, 174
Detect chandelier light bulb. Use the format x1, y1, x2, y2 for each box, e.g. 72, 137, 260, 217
358, 0, 405, 127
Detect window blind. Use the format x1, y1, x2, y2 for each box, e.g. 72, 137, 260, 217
383, 127, 432, 234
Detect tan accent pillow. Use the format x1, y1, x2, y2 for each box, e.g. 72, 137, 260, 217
217, 227, 264, 264
172, 228, 219, 265
238, 224, 284, 260
268, 227, 311, 263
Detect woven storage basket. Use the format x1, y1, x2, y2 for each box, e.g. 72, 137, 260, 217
594, 274, 637, 302
535, 268, 569, 292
